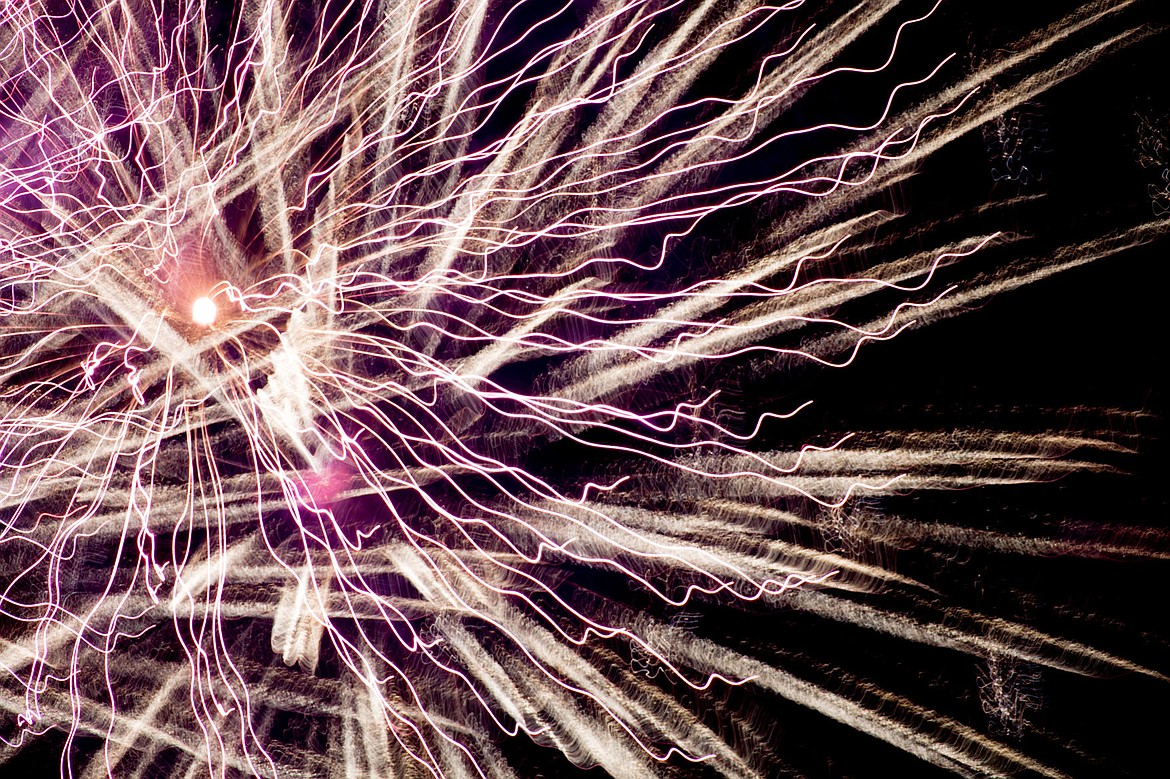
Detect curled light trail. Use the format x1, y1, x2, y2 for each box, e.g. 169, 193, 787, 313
0, 1, 1166, 778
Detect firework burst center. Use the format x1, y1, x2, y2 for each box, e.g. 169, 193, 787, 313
191, 296, 217, 326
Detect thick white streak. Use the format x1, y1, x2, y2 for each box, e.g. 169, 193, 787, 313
641, 619, 1068, 779
270, 565, 329, 674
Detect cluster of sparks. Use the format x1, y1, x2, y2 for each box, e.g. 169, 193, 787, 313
0, 1, 1165, 778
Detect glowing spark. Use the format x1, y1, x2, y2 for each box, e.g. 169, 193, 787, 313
191, 297, 217, 327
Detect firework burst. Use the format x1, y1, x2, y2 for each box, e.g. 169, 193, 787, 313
1, 1, 1166, 777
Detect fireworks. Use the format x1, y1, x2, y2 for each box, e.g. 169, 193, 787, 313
1, 1, 1166, 777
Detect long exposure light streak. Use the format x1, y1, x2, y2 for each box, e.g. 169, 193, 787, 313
0, 1, 1166, 777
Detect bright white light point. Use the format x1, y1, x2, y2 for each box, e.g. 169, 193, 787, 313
191, 297, 217, 326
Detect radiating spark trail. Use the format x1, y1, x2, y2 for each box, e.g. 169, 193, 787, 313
0, 1, 1166, 778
